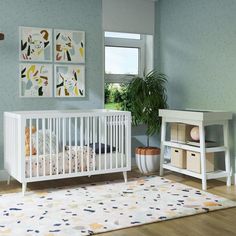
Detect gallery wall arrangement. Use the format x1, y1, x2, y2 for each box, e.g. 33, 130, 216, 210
19, 26, 85, 98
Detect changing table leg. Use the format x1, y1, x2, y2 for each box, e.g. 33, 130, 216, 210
160, 118, 167, 176
22, 182, 27, 196
7, 175, 11, 185
199, 124, 207, 191
123, 171, 127, 183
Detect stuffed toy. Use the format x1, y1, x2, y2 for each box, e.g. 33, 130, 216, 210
25, 126, 37, 156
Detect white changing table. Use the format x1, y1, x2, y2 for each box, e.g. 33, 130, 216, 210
159, 109, 233, 190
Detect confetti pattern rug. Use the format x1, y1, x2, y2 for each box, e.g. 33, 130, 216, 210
0, 176, 235, 236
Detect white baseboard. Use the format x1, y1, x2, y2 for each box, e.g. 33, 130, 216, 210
0, 169, 8, 181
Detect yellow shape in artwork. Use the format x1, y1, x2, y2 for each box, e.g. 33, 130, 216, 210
38, 78, 43, 86
26, 65, 36, 80
90, 223, 104, 230
37, 48, 43, 56
79, 47, 84, 57
74, 86, 79, 96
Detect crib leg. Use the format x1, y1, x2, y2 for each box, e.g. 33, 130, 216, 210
7, 175, 11, 185
123, 171, 127, 183
22, 182, 27, 196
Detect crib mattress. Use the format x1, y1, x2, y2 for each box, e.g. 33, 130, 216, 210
25, 151, 126, 178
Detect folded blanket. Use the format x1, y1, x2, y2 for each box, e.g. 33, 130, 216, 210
89, 143, 116, 154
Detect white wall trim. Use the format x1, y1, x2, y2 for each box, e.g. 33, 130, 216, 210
0, 169, 8, 181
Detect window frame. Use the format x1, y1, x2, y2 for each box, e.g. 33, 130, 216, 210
104, 32, 146, 83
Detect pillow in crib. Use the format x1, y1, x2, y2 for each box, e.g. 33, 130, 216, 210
89, 143, 116, 154
31, 130, 57, 155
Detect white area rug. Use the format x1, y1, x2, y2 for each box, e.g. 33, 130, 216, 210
0, 176, 235, 235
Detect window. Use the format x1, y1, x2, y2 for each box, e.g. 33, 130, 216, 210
104, 31, 153, 110
105, 47, 139, 75
104, 31, 145, 83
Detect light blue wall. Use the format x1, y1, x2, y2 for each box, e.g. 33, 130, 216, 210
156, 0, 236, 169
0, 0, 103, 169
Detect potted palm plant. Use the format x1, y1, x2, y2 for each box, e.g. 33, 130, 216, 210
125, 70, 168, 174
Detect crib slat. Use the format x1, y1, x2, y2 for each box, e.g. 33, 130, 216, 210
104, 116, 107, 170
36, 118, 39, 177
121, 115, 124, 168
110, 116, 112, 169
56, 118, 59, 175
75, 117, 78, 173
95, 117, 97, 144
29, 119, 32, 178
63, 118, 65, 175
119, 115, 121, 153
115, 116, 118, 169
125, 115, 129, 168
59, 118, 61, 148
92, 117, 95, 171
87, 117, 90, 172
107, 116, 110, 146
49, 118, 52, 176
80, 117, 84, 172
43, 118, 46, 177
90, 117, 92, 144
69, 117, 71, 174
99, 116, 101, 170
113, 116, 115, 152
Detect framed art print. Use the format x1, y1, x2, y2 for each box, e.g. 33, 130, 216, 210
19, 26, 52, 62
54, 64, 85, 97
20, 63, 53, 97
54, 29, 85, 63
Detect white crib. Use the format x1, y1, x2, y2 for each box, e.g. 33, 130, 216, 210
4, 109, 131, 194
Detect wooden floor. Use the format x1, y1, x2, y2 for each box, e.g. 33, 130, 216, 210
1, 169, 236, 236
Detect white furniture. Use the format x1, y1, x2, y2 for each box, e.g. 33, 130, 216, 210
159, 109, 233, 190
4, 109, 131, 194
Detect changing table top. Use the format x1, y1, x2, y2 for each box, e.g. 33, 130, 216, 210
159, 109, 232, 122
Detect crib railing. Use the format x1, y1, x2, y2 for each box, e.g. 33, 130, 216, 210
4, 110, 131, 185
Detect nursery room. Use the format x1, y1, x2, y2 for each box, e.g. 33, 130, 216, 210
0, 0, 236, 235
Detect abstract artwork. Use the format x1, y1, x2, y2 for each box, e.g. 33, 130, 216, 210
54, 29, 85, 63
55, 64, 85, 97
20, 63, 52, 97
19, 27, 52, 61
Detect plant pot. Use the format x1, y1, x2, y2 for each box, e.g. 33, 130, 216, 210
135, 147, 160, 174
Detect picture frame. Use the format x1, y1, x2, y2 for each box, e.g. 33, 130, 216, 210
54, 29, 85, 63
54, 64, 85, 97
20, 63, 53, 97
19, 26, 52, 62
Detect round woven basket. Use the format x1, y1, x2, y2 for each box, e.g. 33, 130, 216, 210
135, 147, 160, 174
